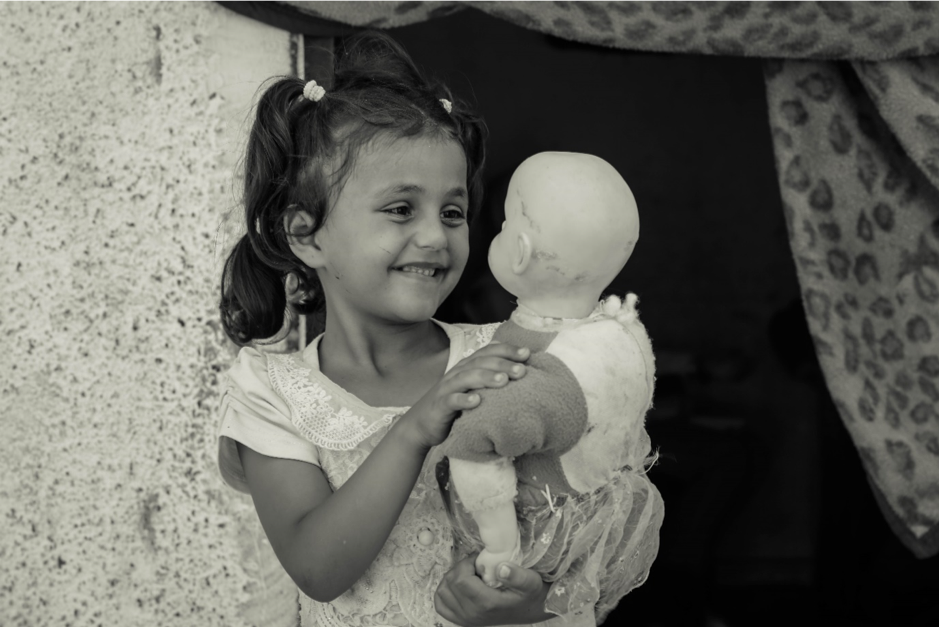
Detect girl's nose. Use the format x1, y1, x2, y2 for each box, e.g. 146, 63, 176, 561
414, 214, 448, 250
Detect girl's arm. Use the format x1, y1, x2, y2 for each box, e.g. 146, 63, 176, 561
239, 342, 531, 602
238, 416, 426, 602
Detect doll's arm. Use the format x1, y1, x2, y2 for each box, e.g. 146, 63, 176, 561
442, 352, 587, 461
449, 457, 521, 587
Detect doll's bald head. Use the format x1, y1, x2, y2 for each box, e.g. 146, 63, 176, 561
488, 152, 639, 318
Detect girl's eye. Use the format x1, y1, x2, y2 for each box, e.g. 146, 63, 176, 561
441, 207, 466, 224
384, 205, 411, 217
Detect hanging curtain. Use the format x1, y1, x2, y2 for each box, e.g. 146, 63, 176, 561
222, 1, 939, 558
764, 56, 939, 559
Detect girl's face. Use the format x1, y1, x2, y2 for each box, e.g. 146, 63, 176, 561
312, 134, 470, 326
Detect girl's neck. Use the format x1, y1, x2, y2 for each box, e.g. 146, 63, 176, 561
318, 315, 448, 377
314, 315, 451, 408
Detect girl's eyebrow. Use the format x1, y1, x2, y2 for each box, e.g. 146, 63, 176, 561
380, 184, 467, 198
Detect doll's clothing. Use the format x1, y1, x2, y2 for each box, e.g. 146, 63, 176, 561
441, 463, 663, 621
217, 320, 586, 627
441, 300, 656, 497
438, 297, 662, 620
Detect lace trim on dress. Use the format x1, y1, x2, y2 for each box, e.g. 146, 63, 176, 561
268, 353, 397, 451
463, 323, 500, 358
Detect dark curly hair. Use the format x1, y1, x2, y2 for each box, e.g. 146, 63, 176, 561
219, 31, 488, 345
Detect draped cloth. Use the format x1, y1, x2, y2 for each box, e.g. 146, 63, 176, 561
222, 1, 939, 557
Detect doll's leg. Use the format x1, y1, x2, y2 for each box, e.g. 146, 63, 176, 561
474, 504, 522, 587
449, 457, 522, 586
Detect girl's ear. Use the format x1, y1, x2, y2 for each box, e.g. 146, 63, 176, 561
284, 209, 326, 269
512, 232, 533, 275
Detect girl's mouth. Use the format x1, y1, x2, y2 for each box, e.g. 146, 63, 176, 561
393, 264, 445, 278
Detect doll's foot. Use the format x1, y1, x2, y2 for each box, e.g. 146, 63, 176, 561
475, 542, 521, 588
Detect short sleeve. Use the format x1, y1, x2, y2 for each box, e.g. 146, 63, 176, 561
217, 347, 321, 493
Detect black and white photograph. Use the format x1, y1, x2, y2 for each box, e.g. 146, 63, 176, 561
2, 2, 939, 626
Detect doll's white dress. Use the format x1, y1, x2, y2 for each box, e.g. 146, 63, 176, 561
439, 300, 664, 622
218, 321, 598, 627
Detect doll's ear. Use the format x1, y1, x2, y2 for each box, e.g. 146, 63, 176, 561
512, 232, 533, 275
284, 208, 325, 269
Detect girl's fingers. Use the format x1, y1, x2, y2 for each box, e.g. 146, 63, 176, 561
443, 368, 512, 398
435, 557, 478, 623
478, 343, 530, 361
433, 583, 464, 625
451, 344, 529, 372
446, 392, 480, 412
458, 356, 527, 379
493, 562, 544, 595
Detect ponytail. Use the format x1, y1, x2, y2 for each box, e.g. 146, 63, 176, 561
219, 235, 288, 345
218, 76, 325, 346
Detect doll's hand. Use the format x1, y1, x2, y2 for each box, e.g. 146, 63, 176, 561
435, 556, 553, 626
476, 540, 521, 588
401, 343, 529, 452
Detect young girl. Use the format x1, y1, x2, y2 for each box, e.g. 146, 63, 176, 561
217, 32, 562, 626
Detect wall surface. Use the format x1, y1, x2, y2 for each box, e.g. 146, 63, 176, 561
1, 3, 297, 625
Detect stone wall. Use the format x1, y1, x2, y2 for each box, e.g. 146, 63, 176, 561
1, 3, 298, 625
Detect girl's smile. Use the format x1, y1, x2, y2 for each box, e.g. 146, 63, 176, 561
309, 134, 470, 325
392, 262, 446, 278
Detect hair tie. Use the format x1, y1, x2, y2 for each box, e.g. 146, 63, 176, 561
303, 80, 326, 102
439, 98, 452, 114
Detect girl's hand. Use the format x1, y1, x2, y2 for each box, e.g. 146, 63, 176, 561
403, 343, 530, 452
435, 556, 555, 626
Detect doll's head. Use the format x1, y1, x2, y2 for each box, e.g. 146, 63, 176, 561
488, 152, 638, 319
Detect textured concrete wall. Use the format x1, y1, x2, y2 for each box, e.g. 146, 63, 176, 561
1, 3, 298, 625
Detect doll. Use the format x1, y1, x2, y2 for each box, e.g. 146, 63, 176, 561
437, 152, 664, 621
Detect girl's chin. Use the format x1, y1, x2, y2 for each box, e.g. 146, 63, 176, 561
396, 304, 443, 321
384, 299, 449, 324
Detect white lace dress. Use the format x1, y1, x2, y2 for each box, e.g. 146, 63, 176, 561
219, 321, 586, 627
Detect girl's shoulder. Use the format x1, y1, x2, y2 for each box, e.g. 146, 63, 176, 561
435, 319, 502, 360
224, 344, 308, 401
225, 345, 277, 397
218, 346, 320, 493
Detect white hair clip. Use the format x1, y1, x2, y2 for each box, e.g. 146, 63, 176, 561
439, 98, 452, 114
303, 80, 326, 102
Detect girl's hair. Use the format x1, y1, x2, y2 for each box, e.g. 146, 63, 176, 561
219, 31, 488, 345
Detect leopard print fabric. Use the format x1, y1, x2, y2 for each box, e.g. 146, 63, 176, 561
765, 59, 939, 557
272, 0, 939, 555
288, 1, 939, 60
